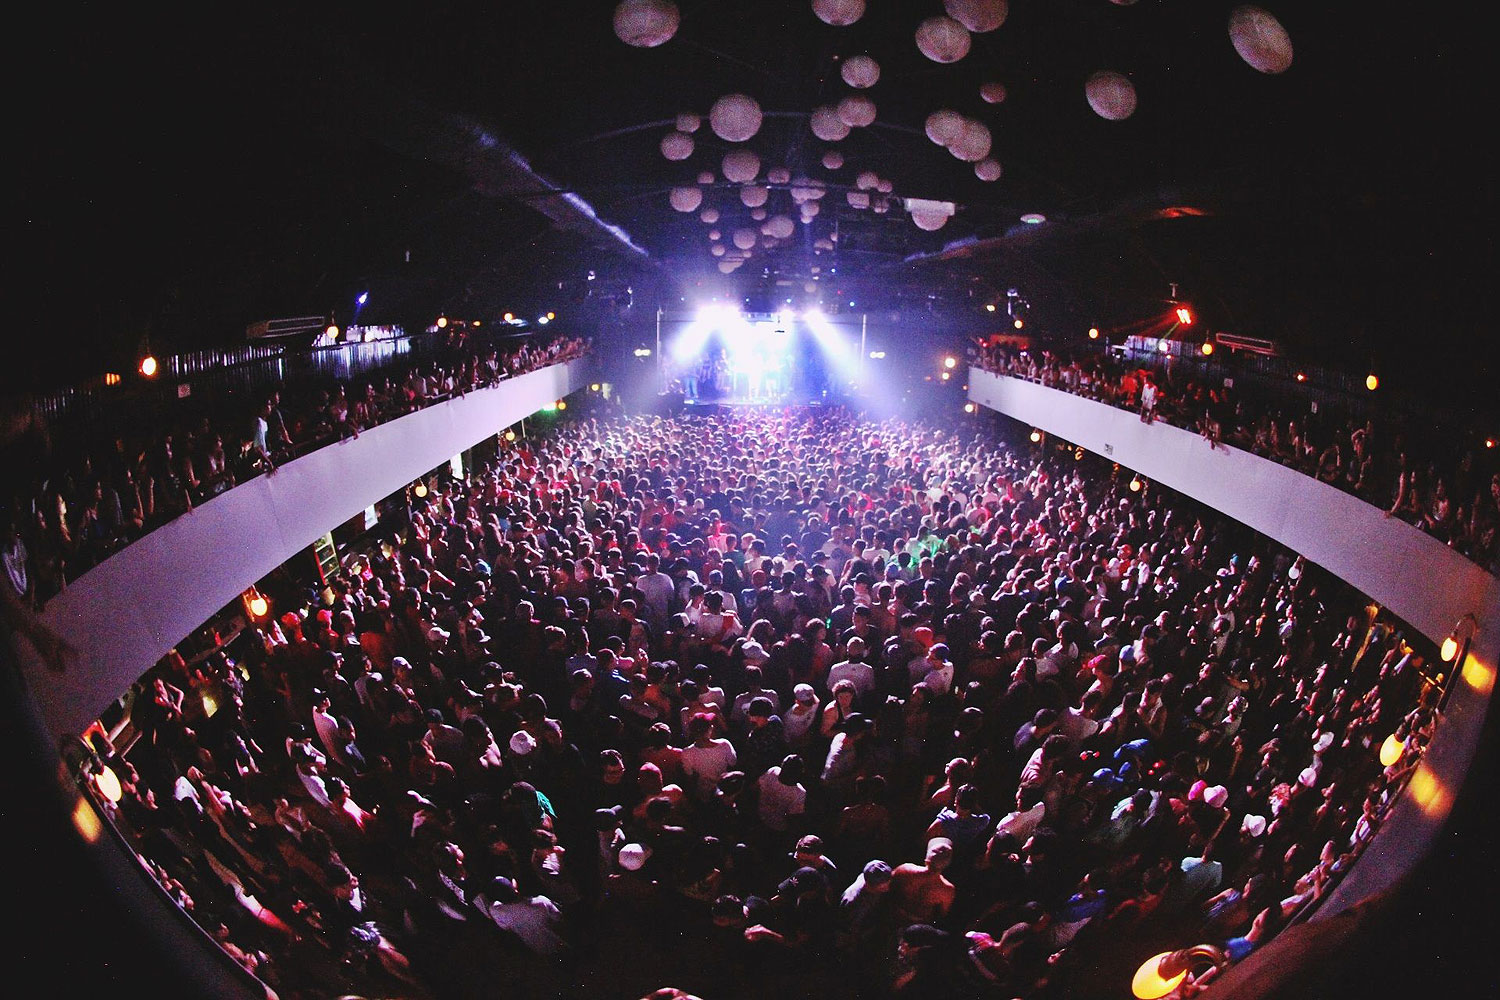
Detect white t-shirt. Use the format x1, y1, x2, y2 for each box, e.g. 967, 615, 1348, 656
681, 739, 737, 799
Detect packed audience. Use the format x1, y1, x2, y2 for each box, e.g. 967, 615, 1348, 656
975, 343, 1500, 576
1, 332, 588, 604
71, 401, 1439, 1000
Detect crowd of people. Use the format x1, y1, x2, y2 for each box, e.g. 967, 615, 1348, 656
975, 343, 1500, 576
0, 332, 588, 606
71, 399, 1440, 1000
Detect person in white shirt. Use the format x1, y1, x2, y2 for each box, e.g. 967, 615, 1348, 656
474, 876, 566, 954
756, 755, 808, 833
680, 713, 737, 800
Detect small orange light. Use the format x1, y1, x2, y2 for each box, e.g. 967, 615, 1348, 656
505, 430, 517, 441
1440, 636, 1459, 662
1485, 438, 1495, 449
590, 383, 601, 392
1295, 372, 1306, 382
437, 316, 448, 328
104, 372, 122, 386
1132, 953, 1187, 1000
963, 402, 976, 413
1379, 733, 1403, 768
1130, 476, 1142, 492
1366, 374, 1379, 391
414, 482, 428, 498
504, 312, 515, 322
985, 303, 996, 312
325, 324, 340, 338
1201, 342, 1214, 356
557, 399, 567, 410
546, 312, 556, 321
1013, 318, 1024, 329
248, 594, 269, 618
1029, 430, 1041, 443
1088, 327, 1099, 339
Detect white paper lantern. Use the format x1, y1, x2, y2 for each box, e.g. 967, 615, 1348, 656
791, 177, 827, 202
915, 16, 971, 64
950, 119, 992, 161
876, 178, 893, 194
855, 170, 879, 190
740, 184, 769, 207
614, 0, 680, 48
677, 112, 701, 133
710, 93, 763, 142
718, 260, 741, 273
1229, 6, 1293, 74
700, 208, 720, 223
980, 81, 1008, 104
733, 228, 758, 250
911, 207, 950, 231
708, 228, 721, 239
1085, 70, 1137, 120
660, 131, 694, 161
944, 0, 1007, 33
841, 54, 881, 89
711, 243, 726, 256
722, 149, 761, 183
800, 201, 821, 218
847, 190, 871, 209
750, 207, 768, 220
814, 238, 835, 250
669, 186, 703, 212
767, 166, 791, 184
925, 109, 965, 146
975, 158, 1003, 181
812, 0, 865, 27
837, 94, 877, 128
810, 105, 852, 141
821, 150, 844, 169
764, 215, 796, 238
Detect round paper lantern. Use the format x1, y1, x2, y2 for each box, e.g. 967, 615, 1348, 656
660, 131, 694, 161
718, 260, 741, 273
876, 178, 893, 193
814, 238, 835, 250
837, 94, 877, 128
975, 158, 1002, 181
925, 109, 965, 146
949, 119, 992, 161
708, 228, 721, 239
614, 0, 680, 48
1229, 6, 1293, 74
764, 215, 796, 238
944, 0, 1007, 33
911, 207, 950, 231
669, 186, 703, 212
700, 207, 720, 223
722, 149, 761, 183
711, 243, 726, 256
841, 54, 881, 89
750, 207, 768, 220
810, 105, 852, 141
915, 16, 971, 64
677, 112, 701, 133
1085, 70, 1137, 120
733, 228, 758, 250
812, 0, 865, 27
855, 170, 879, 190
767, 166, 791, 184
847, 190, 870, 209
697, 170, 715, 184
710, 93, 763, 142
791, 177, 827, 202
821, 150, 844, 169
800, 200, 821, 218
740, 184, 769, 207
980, 81, 1008, 104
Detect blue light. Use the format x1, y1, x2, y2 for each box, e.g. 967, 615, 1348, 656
356, 292, 369, 306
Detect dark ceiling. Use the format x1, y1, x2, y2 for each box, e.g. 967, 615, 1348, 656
13, 2, 1492, 400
